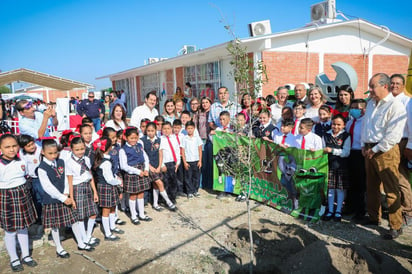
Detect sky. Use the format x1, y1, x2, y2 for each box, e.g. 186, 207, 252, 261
1, 0, 411, 90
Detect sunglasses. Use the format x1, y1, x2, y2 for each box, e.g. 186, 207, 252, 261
23, 101, 33, 110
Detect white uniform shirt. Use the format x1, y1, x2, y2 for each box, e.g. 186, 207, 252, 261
65, 154, 93, 186
19, 145, 41, 178
273, 133, 296, 148
361, 93, 406, 153
322, 129, 351, 157
38, 158, 68, 203
159, 135, 181, 166
100, 154, 122, 186
345, 116, 364, 150
119, 143, 150, 176
181, 134, 203, 162
293, 132, 323, 151
0, 157, 27, 189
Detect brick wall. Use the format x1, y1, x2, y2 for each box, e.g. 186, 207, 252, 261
262, 51, 319, 97
166, 69, 174, 99
176, 67, 184, 92
27, 88, 87, 102
372, 55, 409, 79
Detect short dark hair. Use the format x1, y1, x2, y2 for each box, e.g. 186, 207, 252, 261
181, 110, 191, 117
18, 134, 35, 148
162, 121, 172, 128
300, 118, 314, 129
173, 119, 182, 127
332, 113, 347, 124
293, 101, 306, 109
281, 119, 294, 127
185, 121, 196, 128
390, 73, 405, 85
82, 117, 93, 125
145, 91, 157, 100
219, 111, 230, 118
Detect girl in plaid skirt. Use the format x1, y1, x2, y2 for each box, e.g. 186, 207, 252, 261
0, 134, 38, 272
66, 136, 99, 247
141, 122, 176, 212
119, 127, 152, 225
38, 139, 94, 259
93, 137, 123, 241
322, 114, 351, 222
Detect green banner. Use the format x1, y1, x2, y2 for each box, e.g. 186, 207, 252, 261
212, 131, 329, 221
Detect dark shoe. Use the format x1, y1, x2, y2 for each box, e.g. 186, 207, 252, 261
153, 205, 164, 212
78, 245, 95, 252
359, 218, 381, 226
168, 204, 177, 212
111, 227, 125, 234
56, 250, 70, 259
138, 215, 152, 222
383, 228, 403, 240
21, 256, 38, 267
131, 218, 140, 225
187, 194, 194, 199
115, 219, 126, 225
403, 215, 412, 227
104, 234, 120, 241
177, 192, 186, 198
10, 259, 24, 272
322, 213, 333, 221
333, 212, 342, 222
193, 192, 201, 197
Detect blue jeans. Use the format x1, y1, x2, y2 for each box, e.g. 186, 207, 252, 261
92, 117, 101, 131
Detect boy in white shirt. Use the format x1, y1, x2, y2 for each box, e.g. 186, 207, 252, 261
293, 118, 323, 151
273, 119, 296, 148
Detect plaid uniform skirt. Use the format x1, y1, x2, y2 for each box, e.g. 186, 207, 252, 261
73, 181, 99, 219
0, 184, 37, 231
42, 203, 77, 229
328, 169, 349, 189
123, 164, 151, 194
97, 183, 119, 208
149, 170, 162, 182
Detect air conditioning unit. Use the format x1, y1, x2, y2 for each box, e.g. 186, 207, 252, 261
148, 58, 159, 64
249, 20, 272, 37
310, 0, 336, 23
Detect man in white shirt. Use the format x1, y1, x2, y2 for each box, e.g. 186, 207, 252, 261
361, 73, 407, 239
390, 74, 412, 225
130, 91, 158, 128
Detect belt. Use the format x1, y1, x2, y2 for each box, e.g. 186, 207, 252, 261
364, 143, 378, 148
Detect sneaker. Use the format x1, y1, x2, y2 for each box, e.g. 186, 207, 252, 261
383, 228, 402, 240
111, 227, 125, 234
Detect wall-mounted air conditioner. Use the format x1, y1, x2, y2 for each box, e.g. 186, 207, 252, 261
249, 20, 272, 37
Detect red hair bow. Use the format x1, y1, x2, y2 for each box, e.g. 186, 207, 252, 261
153, 120, 159, 125
96, 128, 104, 138
67, 134, 76, 146
92, 138, 107, 151
61, 129, 72, 136
38, 136, 57, 141
332, 109, 349, 118
75, 124, 81, 133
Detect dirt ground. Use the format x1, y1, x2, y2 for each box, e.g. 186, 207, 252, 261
1, 189, 412, 273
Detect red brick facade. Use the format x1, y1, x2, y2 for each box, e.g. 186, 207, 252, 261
26, 88, 87, 102
372, 55, 409, 80
176, 67, 184, 92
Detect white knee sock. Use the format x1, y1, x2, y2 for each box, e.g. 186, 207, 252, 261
336, 189, 345, 215
16, 228, 30, 259
71, 222, 86, 248
51, 228, 64, 253
153, 189, 159, 207
4, 231, 18, 263
160, 191, 173, 206
86, 218, 96, 241
129, 199, 137, 220
328, 189, 335, 214
137, 198, 145, 218
102, 217, 111, 237
77, 221, 87, 243
109, 213, 116, 230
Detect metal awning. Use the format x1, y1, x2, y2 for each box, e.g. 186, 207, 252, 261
0, 68, 93, 90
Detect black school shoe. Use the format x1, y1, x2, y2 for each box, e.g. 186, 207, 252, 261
21, 256, 38, 267
56, 250, 70, 259
383, 228, 403, 240
10, 259, 24, 272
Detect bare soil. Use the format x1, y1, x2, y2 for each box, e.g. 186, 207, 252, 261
1, 189, 412, 273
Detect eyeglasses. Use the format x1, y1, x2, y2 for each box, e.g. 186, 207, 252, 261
191, 103, 199, 105
23, 101, 33, 110
88, 96, 94, 98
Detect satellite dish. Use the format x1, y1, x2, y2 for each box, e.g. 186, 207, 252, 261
311, 3, 325, 21
253, 23, 266, 36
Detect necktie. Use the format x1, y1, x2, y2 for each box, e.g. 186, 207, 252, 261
51, 162, 61, 178
292, 119, 298, 135
72, 155, 89, 175
175, 134, 180, 145
281, 135, 287, 145
349, 119, 356, 147
167, 136, 177, 163
301, 136, 306, 149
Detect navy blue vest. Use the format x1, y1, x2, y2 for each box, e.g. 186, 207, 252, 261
95, 158, 110, 185
314, 123, 331, 138
324, 131, 350, 170
253, 123, 278, 138
38, 159, 65, 204
122, 143, 145, 166
141, 136, 160, 168
109, 144, 121, 175
85, 146, 95, 165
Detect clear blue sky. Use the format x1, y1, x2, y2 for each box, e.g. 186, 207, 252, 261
1, 0, 411, 90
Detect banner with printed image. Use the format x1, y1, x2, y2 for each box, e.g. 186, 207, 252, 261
212, 131, 329, 221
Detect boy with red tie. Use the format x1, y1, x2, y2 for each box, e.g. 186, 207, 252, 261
293, 118, 323, 151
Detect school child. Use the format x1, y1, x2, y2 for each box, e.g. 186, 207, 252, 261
79, 124, 95, 163
322, 114, 351, 222
139, 118, 150, 138
82, 117, 100, 142
102, 127, 126, 225
38, 139, 94, 260
275, 106, 294, 130
172, 119, 185, 196
141, 122, 176, 211
18, 134, 44, 223
293, 118, 323, 151
314, 105, 332, 138
0, 134, 38, 272
215, 111, 233, 133
291, 101, 306, 136
162, 99, 177, 124
235, 112, 250, 136
253, 109, 279, 140
159, 121, 181, 203
181, 121, 203, 198
345, 99, 367, 220
154, 115, 165, 137
273, 119, 296, 148
93, 137, 123, 241
250, 102, 262, 133
58, 129, 76, 162
119, 127, 152, 224
66, 136, 99, 246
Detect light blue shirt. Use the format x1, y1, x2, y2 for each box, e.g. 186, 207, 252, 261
208, 101, 240, 128
19, 112, 52, 139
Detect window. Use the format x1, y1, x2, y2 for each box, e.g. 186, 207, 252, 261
184, 61, 221, 100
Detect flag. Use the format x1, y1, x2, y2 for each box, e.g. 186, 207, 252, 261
406, 49, 412, 96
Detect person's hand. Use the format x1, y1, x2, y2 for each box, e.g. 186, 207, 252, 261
43, 107, 53, 119
155, 167, 161, 173
197, 161, 202, 169
143, 170, 149, 177
175, 164, 179, 173
63, 197, 72, 206
366, 149, 375, 160
93, 193, 99, 203
184, 162, 189, 170
361, 147, 367, 157
161, 166, 167, 172
149, 166, 156, 173
324, 147, 332, 153
139, 172, 144, 177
